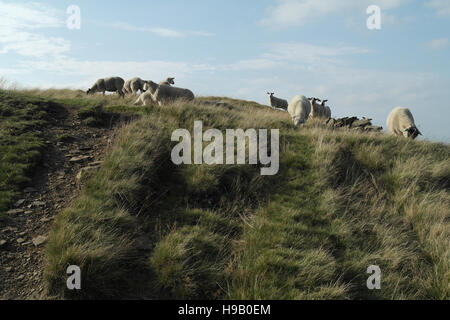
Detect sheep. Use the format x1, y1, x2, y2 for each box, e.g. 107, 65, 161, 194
318, 99, 332, 118
87, 77, 125, 98
387, 107, 422, 139
159, 77, 175, 86
145, 81, 194, 106
267, 92, 288, 110
124, 77, 148, 95
308, 97, 327, 119
133, 81, 160, 106
134, 91, 154, 106
324, 106, 332, 119
287, 95, 311, 126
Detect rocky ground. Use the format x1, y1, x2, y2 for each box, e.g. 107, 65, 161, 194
326, 116, 383, 132
0, 105, 123, 299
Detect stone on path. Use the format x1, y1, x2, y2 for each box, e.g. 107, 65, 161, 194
32, 235, 48, 247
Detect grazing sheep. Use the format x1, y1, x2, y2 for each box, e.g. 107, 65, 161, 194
145, 81, 194, 106
124, 77, 148, 95
159, 77, 175, 86
267, 92, 288, 110
387, 107, 422, 139
87, 77, 125, 98
288, 95, 311, 126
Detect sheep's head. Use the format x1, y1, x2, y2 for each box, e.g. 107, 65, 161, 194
292, 115, 305, 127
403, 126, 422, 139
86, 88, 92, 95
267, 92, 274, 97
168, 77, 175, 85
320, 99, 328, 106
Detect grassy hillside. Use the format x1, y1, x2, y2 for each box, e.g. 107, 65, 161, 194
0, 90, 65, 222
2, 88, 448, 299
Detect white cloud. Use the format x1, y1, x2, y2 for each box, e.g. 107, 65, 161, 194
17, 57, 216, 86
260, 0, 411, 28
427, 38, 449, 50
0, 2, 63, 29
228, 42, 369, 71
426, 0, 450, 16
228, 58, 283, 71
0, 1, 69, 58
107, 22, 213, 38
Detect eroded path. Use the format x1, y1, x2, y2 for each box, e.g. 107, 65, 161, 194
0, 105, 123, 299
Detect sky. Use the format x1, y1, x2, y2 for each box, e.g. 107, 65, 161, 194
0, 0, 449, 142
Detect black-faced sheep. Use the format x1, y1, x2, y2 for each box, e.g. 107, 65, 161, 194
387, 107, 422, 139
267, 92, 288, 110
159, 77, 175, 86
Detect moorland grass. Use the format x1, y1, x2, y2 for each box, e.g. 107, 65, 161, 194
6, 88, 447, 299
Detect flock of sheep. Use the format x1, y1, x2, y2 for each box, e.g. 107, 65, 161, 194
267, 92, 422, 139
86, 76, 194, 106
86, 77, 422, 140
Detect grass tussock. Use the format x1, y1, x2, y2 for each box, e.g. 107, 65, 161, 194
6, 88, 444, 300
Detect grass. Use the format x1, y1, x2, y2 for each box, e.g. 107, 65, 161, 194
2, 87, 448, 299
0, 89, 65, 222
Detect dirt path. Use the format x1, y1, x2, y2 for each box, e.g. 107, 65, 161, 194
0, 105, 126, 299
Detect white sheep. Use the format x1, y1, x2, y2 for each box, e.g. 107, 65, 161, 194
387, 107, 422, 139
87, 77, 125, 98
267, 92, 288, 109
145, 81, 194, 106
288, 95, 311, 126
159, 77, 175, 86
124, 77, 148, 95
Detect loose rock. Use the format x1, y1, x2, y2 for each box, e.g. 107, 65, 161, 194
7, 209, 24, 215
69, 155, 91, 163
32, 236, 48, 247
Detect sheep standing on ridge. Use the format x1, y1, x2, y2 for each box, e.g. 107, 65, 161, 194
387, 107, 422, 139
308, 97, 325, 119
267, 92, 288, 110
318, 99, 332, 119
144, 81, 194, 106
288, 95, 311, 126
87, 77, 125, 98
159, 77, 175, 86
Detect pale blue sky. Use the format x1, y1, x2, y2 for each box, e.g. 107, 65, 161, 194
0, 0, 449, 142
